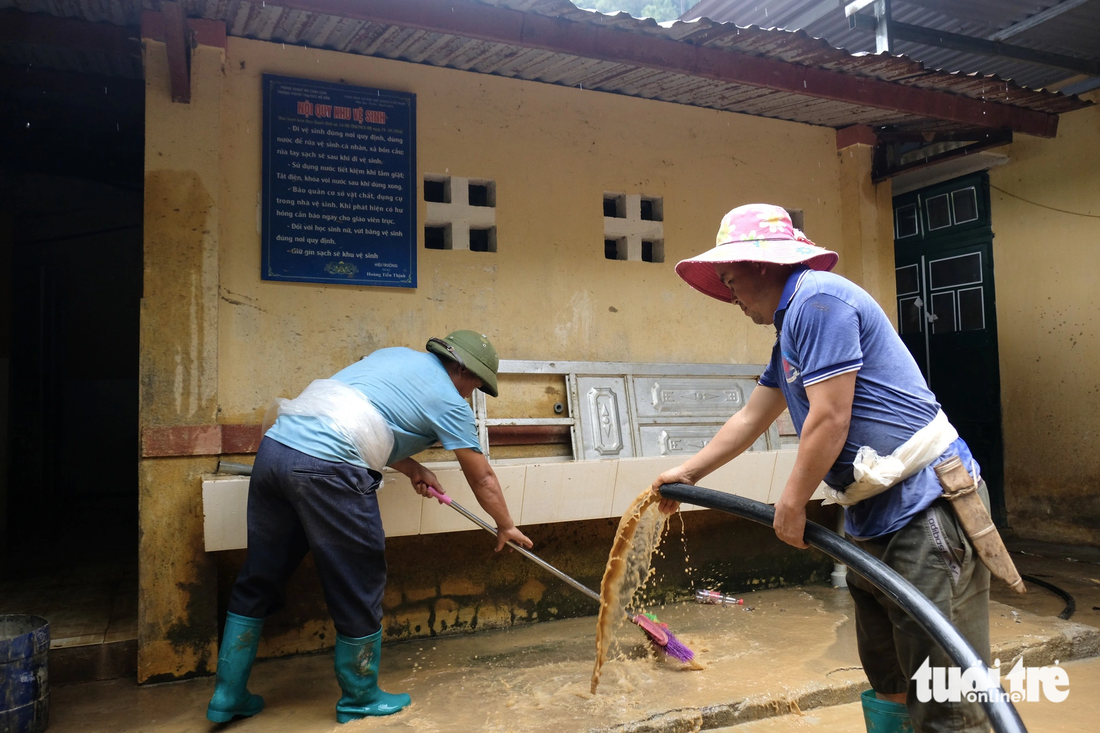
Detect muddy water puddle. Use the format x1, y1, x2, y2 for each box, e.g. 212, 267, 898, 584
342, 586, 859, 732
345, 492, 858, 731
349, 491, 857, 731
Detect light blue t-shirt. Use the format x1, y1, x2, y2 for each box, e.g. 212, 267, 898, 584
265, 348, 483, 469
760, 268, 978, 539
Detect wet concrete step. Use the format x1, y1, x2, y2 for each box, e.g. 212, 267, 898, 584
51, 639, 137, 685
716, 656, 1100, 732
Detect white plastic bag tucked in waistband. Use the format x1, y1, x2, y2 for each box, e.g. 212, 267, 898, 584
823, 409, 958, 507
263, 379, 394, 473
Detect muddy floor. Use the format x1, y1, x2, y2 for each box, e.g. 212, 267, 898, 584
724, 657, 1100, 732
48, 555, 1100, 733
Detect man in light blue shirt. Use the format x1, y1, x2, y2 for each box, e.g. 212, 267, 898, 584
267, 346, 491, 472
207, 331, 531, 725
652, 204, 991, 733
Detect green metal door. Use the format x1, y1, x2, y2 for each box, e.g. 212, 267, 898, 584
893, 174, 1006, 524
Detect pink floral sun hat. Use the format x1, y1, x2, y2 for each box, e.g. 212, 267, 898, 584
675, 203, 839, 303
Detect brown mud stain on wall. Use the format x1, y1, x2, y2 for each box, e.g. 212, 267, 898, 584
161, 580, 217, 675
138, 457, 219, 682
138, 170, 221, 681
989, 100, 1100, 544
1005, 473, 1100, 546
141, 169, 217, 425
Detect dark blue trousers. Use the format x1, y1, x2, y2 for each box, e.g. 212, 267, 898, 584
228, 437, 387, 637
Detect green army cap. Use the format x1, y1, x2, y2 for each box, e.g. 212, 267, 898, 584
426, 330, 499, 398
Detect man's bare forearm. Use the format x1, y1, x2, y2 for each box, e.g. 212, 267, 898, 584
678, 410, 764, 482
389, 457, 421, 477
468, 472, 516, 530
781, 407, 848, 507
677, 385, 787, 482
780, 372, 856, 509
453, 448, 518, 529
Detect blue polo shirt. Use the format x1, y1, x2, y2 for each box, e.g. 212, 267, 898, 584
265, 348, 483, 468
760, 268, 978, 539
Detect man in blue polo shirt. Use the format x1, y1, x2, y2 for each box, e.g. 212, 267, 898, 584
207, 330, 532, 725
651, 204, 990, 733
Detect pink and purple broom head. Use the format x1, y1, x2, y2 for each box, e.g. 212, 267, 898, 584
426, 487, 694, 663
633, 613, 695, 663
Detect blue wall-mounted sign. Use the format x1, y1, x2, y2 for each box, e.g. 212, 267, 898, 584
261, 74, 416, 287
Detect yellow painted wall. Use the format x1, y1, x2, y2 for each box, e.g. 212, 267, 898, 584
139, 40, 225, 682
989, 94, 1100, 545
838, 143, 896, 323
215, 38, 854, 421
140, 33, 896, 679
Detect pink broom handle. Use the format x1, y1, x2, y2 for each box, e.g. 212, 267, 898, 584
425, 487, 601, 603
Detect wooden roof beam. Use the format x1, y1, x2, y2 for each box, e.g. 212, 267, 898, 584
269, 0, 1059, 137
836, 124, 877, 149
160, 2, 190, 104
140, 7, 224, 104
872, 131, 1013, 182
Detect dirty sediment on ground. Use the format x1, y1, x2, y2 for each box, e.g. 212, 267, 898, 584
47, 561, 1100, 733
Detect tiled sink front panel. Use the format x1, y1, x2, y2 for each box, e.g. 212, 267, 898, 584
202, 451, 822, 551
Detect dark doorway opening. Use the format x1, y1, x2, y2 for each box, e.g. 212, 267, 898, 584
893, 173, 1007, 526
1, 63, 144, 681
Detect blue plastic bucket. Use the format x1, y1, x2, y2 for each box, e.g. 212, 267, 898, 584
0, 615, 50, 733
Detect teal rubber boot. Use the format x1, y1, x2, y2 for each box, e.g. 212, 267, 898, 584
861, 689, 914, 732
334, 630, 411, 722
206, 612, 266, 723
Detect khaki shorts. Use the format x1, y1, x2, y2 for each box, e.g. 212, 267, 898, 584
846, 481, 992, 733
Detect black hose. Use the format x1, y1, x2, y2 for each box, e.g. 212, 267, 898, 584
1020, 574, 1075, 620
659, 483, 1027, 733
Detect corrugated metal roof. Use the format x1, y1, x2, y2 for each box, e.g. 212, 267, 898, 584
684, 0, 1100, 92
0, 0, 1091, 134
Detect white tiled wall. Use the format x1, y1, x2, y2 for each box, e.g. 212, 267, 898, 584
419, 464, 527, 534
375, 472, 423, 537
707, 450, 779, 504
521, 461, 619, 524
610, 456, 681, 515
766, 449, 826, 503
768, 450, 799, 504
201, 450, 823, 551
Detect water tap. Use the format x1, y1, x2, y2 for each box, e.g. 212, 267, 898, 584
695, 590, 744, 605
